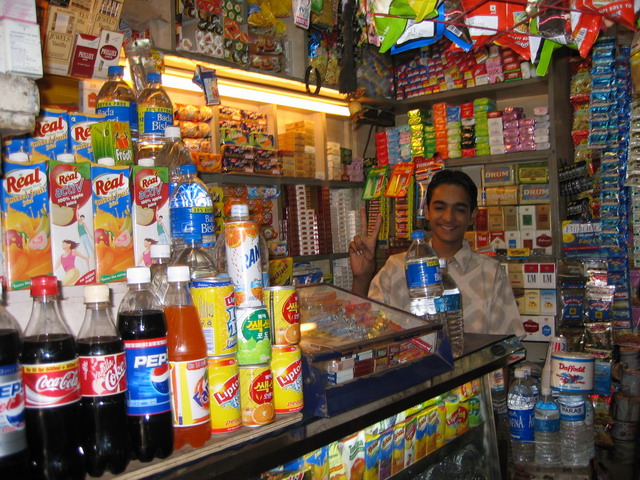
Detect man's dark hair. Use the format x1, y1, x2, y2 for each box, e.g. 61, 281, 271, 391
426, 169, 478, 212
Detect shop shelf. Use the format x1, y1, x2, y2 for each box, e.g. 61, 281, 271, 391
444, 149, 552, 168
200, 172, 363, 188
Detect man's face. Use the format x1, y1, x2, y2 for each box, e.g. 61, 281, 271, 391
426, 183, 477, 245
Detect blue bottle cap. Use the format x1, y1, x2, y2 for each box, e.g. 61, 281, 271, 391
108, 65, 124, 76
147, 72, 161, 83
411, 230, 426, 240
180, 164, 197, 174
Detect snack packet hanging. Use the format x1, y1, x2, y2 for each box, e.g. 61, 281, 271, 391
462, 0, 504, 43
363, 166, 389, 200
580, 0, 637, 30
386, 162, 415, 198
570, 0, 602, 58
390, 4, 446, 54
372, 0, 411, 53
443, 0, 473, 51
498, 1, 530, 59
584, 284, 616, 322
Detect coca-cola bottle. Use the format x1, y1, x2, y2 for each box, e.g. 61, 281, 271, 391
78, 284, 130, 476
21, 275, 84, 479
0, 283, 27, 476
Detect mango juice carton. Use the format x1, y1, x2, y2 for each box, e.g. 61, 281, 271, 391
131, 165, 171, 267
49, 159, 95, 285
69, 112, 104, 162
90, 121, 134, 165
28, 108, 70, 162
1, 160, 53, 290
90, 162, 134, 282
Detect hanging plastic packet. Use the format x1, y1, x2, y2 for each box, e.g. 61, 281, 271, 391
293, 0, 312, 28
390, 4, 446, 54
498, 1, 530, 59
372, 0, 412, 53
443, 0, 473, 51
560, 287, 585, 327
124, 38, 164, 96
570, 0, 602, 58
192, 65, 221, 105
415, 159, 443, 219
584, 284, 616, 322
583, 322, 614, 349
580, 0, 637, 30
385, 162, 415, 197
363, 166, 389, 200
462, 0, 504, 43
584, 259, 608, 286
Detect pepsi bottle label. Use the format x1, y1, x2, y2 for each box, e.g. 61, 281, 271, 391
96, 100, 138, 134
138, 107, 173, 136
405, 259, 442, 289
123, 338, 171, 415
0, 363, 26, 456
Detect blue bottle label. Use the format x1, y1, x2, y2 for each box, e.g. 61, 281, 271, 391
508, 405, 535, 441
96, 100, 138, 134
123, 337, 171, 415
534, 415, 559, 433
0, 363, 26, 455
405, 259, 441, 289
139, 106, 173, 136
170, 206, 215, 240
559, 402, 585, 421
438, 292, 461, 313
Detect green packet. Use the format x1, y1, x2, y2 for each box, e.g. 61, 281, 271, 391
362, 166, 389, 200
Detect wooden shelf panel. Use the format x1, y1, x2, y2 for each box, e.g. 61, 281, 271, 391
200, 172, 363, 188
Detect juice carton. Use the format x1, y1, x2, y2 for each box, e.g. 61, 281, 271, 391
1, 160, 53, 290
69, 112, 104, 162
90, 121, 135, 165
49, 159, 95, 285
131, 165, 171, 267
28, 108, 70, 162
90, 162, 134, 282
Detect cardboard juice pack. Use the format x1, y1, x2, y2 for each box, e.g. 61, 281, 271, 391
90, 162, 134, 282
1, 160, 53, 290
69, 112, 104, 162
90, 121, 134, 165
131, 165, 171, 267
28, 108, 70, 162
49, 159, 95, 285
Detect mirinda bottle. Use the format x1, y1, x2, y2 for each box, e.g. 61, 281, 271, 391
164, 265, 211, 449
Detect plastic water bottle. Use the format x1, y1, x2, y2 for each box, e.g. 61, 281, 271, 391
156, 126, 194, 193
558, 394, 591, 466
169, 164, 215, 248
137, 73, 173, 160
171, 232, 216, 278
534, 385, 560, 466
404, 230, 443, 323
96, 65, 138, 138
508, 368, 535, 463
584, 396, 595, 462
149, 243, 171, 303
437, 258, 464, 357
521, 366, 540, 403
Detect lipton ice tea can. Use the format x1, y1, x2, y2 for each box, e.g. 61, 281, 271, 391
225, 219, 263, 307
238, 363, 274, 427
90, 162, 134, 282
414, 408, 428, 460
457, 397, 469, 435
444, 394, 459, 443
1, 160, 53, 290
191, 277, 237, 357
271, 344, 303, 413
131, 164, 171, 267
208, 356, 241, 433
265, 286, 300, 345
49, 158, 96, 285
435, 401, 446, 448
236, 306, 271, 365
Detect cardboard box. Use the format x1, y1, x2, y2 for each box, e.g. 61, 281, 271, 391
518, 205, 536, 230
92, 29, 124, 79
519, 184, 550, 204
523, 263, 539, 288
524, 289, 541, 315
489, 231, 506, 250
540, 289, 557, 316
521, 316, 555, 341
487, 206, 504, 231
503, 205, 518, 231
508, 263, 524, 288
506, 231, 521, 249
43, 5, 77, 75
464, 231, 476, 250
68, 32, 99, 77
89, 0, 124, 36
514, 288, 525, 314
0, 0, 37, 22
0, 18, 43, 78
538, 263, 556, 288
534, 230, 552, 255
476, 231, 490, 249
521, 230, 534, 250
67, 0, 94, 35
475, 207, 488, 231
535, 204, 551, 230
482, 164, 515, 187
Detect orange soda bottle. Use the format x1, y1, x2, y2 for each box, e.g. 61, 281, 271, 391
164, 265, 211, 449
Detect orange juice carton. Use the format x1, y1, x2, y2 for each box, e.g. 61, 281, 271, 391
49, 158, 95, 285
131, 165, 171, 267
90, 121, 135, 166
28, 108, 70, 162
90, 162, 134, 282
1, 160, 53, 290
69, 112, 104, 162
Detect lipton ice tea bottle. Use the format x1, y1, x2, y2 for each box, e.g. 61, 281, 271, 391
164, 265, 211, 449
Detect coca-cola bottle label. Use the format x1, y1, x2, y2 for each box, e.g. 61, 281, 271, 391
23, 359, 81, 408
0, 364, 27, 456
123, 338, 171, 415
79, 352, 127, 396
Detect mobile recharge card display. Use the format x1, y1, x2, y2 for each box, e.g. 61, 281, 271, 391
1, 160, 53, 290
49, 159, 95, 285
131, 165, 170, 267
28, 108, 70, 162
69, 112, 103, 163
90, 162, 134, 282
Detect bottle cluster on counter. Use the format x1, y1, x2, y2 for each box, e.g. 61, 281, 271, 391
263, 380, 484, 479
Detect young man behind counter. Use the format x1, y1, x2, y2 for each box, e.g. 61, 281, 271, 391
349, 169, 525, 337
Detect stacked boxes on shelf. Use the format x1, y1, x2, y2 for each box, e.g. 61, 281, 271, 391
332, 257, 352, 290
279, 120, 316, 178
316, 186, 332, 255
446, 105, 461, 159
407, 109, 436, 160
330, 189, 360, 254
284, 185, 318, 256
488, 111, 506, 155
327, 141, 342, 180
473, 99, 494, 157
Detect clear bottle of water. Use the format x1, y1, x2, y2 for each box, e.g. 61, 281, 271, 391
156, 126, 193, 193
404, 230, 443, 323
521, 366, 540, 403
558, 394, 591, 467
584, 396, 595, 462
169, 164, 215, 248
508, 368, 535, 463
534, 385, 560, 465
149, 243, 171, 303
96, 65, 138, 139
137, 73, 173, 160
437, 258, 464, 357
171, 232, 216, 278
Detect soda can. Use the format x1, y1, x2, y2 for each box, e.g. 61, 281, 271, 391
414, 408, 428, 460
191, 276, 237, 357
444, 394, 459, 443
271, 344, 303, 413
236, 306, 271, 365
238, 363, 274, 427
208, 355, 241, 433
425, 404, 439, 455
225, 220, 263, 307
468, 395, 482, 427
457, 397, 469, 435
264, 286, 300, 345
435, 401, 446, 448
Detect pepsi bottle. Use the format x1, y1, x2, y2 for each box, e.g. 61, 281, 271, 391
117, 267, 173, 462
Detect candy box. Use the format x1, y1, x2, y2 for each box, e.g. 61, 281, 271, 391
49, 158, 95, 285
131, 165, 170, 267
28, 108, 70, 162
90, 162, 134, 282
1, 160, 53, 289
90, 121, 134, 165
69, 112, 104, 162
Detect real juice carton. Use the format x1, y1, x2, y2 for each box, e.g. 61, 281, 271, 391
69, 112, 104, 162
131, 164, 170, 267
1, 160, 53, 290
90, 162, 134, 282
28, 108, 70, 162
90, 121, 135, 165
49, 158, 95, 285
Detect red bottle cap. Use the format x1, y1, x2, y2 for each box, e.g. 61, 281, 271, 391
30, 275, 59, 296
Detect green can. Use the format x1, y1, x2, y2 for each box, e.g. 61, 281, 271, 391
468, 395, 481, 427
236, 306, 271, 365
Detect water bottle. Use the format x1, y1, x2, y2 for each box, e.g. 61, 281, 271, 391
137, 73, 173, 162
558, 394, 591, 466
96, 65, 138, 139
521, 366, 540, 403
156, 126, 194, 193
584, 396, 595, 462
405, 230, 443, 323
169, 164, 215, 248
150, 243, 171, 303
437, 258, 464, 357
171, 232, 216, 278
534, 385, 560, 466
507, 368, 535, 463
